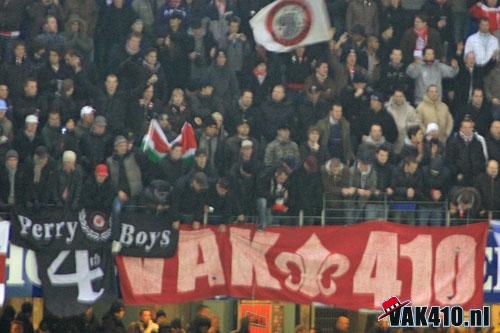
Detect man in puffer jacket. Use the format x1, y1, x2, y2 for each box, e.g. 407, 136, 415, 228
416, 85, 454, 143
386, 90, 420, 154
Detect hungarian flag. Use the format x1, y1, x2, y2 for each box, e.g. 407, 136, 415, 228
142, 120, 197, 163
250, 0, 333, 53
0, 221, 10, 305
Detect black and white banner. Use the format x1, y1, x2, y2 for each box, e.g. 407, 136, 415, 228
118, 211, 179, 258
11, 209, 116, 316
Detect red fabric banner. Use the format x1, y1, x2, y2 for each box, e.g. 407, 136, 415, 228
116, 222, 488, 310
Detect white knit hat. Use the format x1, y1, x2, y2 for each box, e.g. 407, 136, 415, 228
426, 123, 439, 135
62, 150, 77, 163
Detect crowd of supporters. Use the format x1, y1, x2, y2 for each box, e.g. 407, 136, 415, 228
0, 0, 499, 230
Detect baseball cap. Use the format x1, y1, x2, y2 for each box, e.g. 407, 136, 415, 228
370, 92, 384, 102
95, 164, 109, 177
80, 106, 95, 118
94, 116, 107, 127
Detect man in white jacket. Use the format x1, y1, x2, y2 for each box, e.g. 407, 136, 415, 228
464, 17, 499, 66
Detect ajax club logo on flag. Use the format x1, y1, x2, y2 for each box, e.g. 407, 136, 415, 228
266, 0, 312, 46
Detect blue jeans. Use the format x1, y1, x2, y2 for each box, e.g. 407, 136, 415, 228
418, 206, 444, 226
256, 198, 270, 229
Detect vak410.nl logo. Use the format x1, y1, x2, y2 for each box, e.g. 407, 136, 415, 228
378, 296, 490, 328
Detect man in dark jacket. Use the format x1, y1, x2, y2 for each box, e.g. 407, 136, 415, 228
51, 150, 83, 210
360, 93, 398, 144
41, 110, 63, 158
81, 164, 114, 214
377, 48, 412, 99
400, 12, 443, 64
12, 115, 43, 163
474, 159, 500, 218
446, 117, 486, 186
207, 177, 244, 226
296, 86, 329, 143
100, 301, 126, 333
487, 120, 500, 163
0, 41, 36, 100
80, 116, 113, 174
390, 156, 423, 224
189, 82, 225, 125
419, 156, 451, 225
455, 88, 493, 136
0, 150, 24, 206
23, 146, 56, 208
171, 172, 210, 227
260, 85, 295, 142
159, 144, 185, 185
256, 167, 291, 230
12, 78, 48, 129
226, 90, 260, 137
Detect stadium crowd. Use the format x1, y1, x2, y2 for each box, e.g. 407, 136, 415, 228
0, 0, 499, 231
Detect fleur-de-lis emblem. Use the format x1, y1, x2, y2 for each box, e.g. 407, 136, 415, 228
275, 234, 349, 297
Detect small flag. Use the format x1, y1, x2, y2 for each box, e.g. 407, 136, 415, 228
180, 122, 197, 164
250, 0, 333, 53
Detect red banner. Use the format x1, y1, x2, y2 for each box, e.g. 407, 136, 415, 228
116, 222, 488, 310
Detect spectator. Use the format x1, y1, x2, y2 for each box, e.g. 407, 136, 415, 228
386, 89, 419, 154
205, 50, 240, 111
399, 125, 425, 162
76, 307, 100, 333
63, 0, 98, 37
196, 118, 224, 173
422, 0, 454, 48
188, 20, 217, 85
304, 61, 336, 103
464, 17, 499, 66
474, 159, 500, 218
207, 177, 244, 225
420, 155, 451, 225
256, 166, 292, 229
41, 110, 62, 157
455, 88, 493, 136
23, 146, 56, 208
487, 120, 500, 162
374, 145, 394, 200
37, 48, 72, 96
446, 117, 487, 186
484, 56, 500, 113
189, 82, 224, 127
224, 16, 251, 75
299, 127, 329, 165
170, 318, 185, 333
0, 99, 14, 157
379, 0, 410, 50
296, 85, 329, 143
0, 149, 24, 206
9, 320, 23, 333
107, 135, 144, 206
289, 156, 323, 223
93, 74, 129, 136
401, 12, 444, 64
165, 88, 192, 134
12, 115, 43, 163
390, 156, 423, 224
139, 48, 169, 101
359, 124, 392, 154
35, 15, 66, 51
406, 47, 459, 104
106, 32, 144, 91
159, 144, 185, 185
449, 186, 482, 221
26, 0, 65, 40
0, 41, 36, 100
12, 78, 48, 129
185, 149, 218, 181
322, 158, 353, 223
81, 164, 114, 213
346, 0, 379, 36
51, 150, 83, 210
15, 302, 34, 333
416, 85, 454, 143
224, 120, 259, 168
264, 124, 300, 167
360, 93, 398, 144
377, 48, 412, 98
347, 154, 380, 223
334, 316, 350, 333
469, 0, 500, 33
0, 0, 28, 59
188, 305, 215, 333
283, 46, 312, 97
316, 103, 354, 165
100, 301, 126, 333
0, 305, 16, 333
155, 0, 191, 32
52, 79, 79, 124
171, 172, 210, 226
260, 85, 294, 143
422, 123, 446, 165
80, 115, 113, 173
227, 90, 260, 137
128, 309, 159, 333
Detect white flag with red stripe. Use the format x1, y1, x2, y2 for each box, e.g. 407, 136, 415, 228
250, 0, 333, 53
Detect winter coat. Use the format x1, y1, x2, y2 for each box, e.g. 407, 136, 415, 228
400, 27, 443, 65
160, 156, 185, 185
0, 0, 29, 32
260, 99, 295, 142
423, 0, 454, 43
316, 115, 354, 164
416, 95, 454, 143
487, 135, 500, 163
80, 131, 113, 172
386, 97, 419, 154
377, 62, 412, 98
205, 64, 240, 110
391, 164, 423, 201
303, 75, 337, 103
93, 91, 129, 136
485, 64, 500, 101
81, 177, 114, 213
95, 3, 136, 45
349, 164, 378, 202
455, 103, 493, 137
264, 139, 300, 167
207, 186, 243, 224
189, 93, 225, 120
0, 59, 36, 100
22, 156, 57, 207
452, 57, 496, 108
63, 0, 98, 36
0, 166, 25, 206
255, 169, 290, 209
171, 176, 208, 221
100, 314, 126, 333
421, 164, 452, 201
474, 172, 500, 212
26, 1, 65, 39
296, 99, 329, 143
406, 60, 459, 104
359, 107, 399, 144
226, 102, 260, 137
41, 125, 63, 158
50, 164, 84, 209
289, 167, 323, 215
12, 132, 43, 163
12, 94, 48, 128
445, 132, 486, 185
321, 162, 351, 205
107, 153, 144, 198
229, 158, 262, 214
346, 0, 379, 36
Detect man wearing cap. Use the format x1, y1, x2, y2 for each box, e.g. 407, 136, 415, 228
51, 150, 83, 210
207, 177, 245, 226
12, 115, 43, 162
12, 78, 47, 128
82, 164, 114, 213
304, 61, 336, 103
101, 301, 126, 333
297, 85, 329, 143
22, 146, 56, 209
80, 115, 112, 174
360, 93, 398, 144
264, 124, 300, 167
0, 149, 24, 206
446, 117, 486, 187
224, 120, 259, 167
416, 85, 454, 143
74, 105, 95, 139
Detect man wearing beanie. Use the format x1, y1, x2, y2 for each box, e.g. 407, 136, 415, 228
0, 149, 24, 206
12, 115, 43, 162
80, 115, 112, 174
23, 146, 56, 209
50, 150, 83, 210
75, 105, 96, 139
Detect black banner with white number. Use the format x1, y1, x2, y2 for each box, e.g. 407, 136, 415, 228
117, 211, 179, 258
11, 208, 117, 317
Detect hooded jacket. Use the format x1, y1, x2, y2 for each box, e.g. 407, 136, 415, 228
315, 115, 353, 164
416, 95, 454, 143
445, 131, 486, 185
406, 60, 458, 104
346, 0, 379, 36
386, 97, 419, 153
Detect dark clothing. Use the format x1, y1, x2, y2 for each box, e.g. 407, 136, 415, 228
296, 99, 329, 143
423, 0, 454, 43
100, 314, 126, 333
226, 102, 260, 137
452, 58, 496, 109
189, 93, 225, 120
339, 87, 371, 141
36, 62, 73, 95
80, 131, 113, 173
12, 94, 48, 129
289, 167, 323, 216
207, 186, 243, 224
171, 177, 209, 222
487, 136, 500, 163
400, 27, 443, 65
22, 156, 57, 207
81, 177, 114, 213
229, 159, 263, 215
445, 133, 486, 186
260, 99, 295, 142
0, 166, 25, 206
158, 30, 193, 90
159, 157, 185, 186
373, 161, 393, 194
15, 313, 34, 333
455, 103, 493, 137
51, 165, 84, 210
12, 132, 43, 163
421, 165, 452, 201
391, 165, 423, 201
93, 91, 129, 136
360, 108, 399, 144
377, 62, 412, 98
474, 173, 500, 213
0, 59, 36, 100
